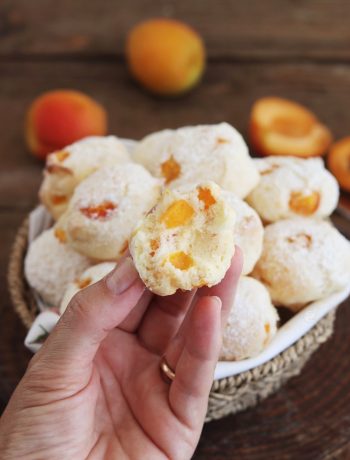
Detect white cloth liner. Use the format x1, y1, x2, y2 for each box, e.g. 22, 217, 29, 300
23, 138, 350, 379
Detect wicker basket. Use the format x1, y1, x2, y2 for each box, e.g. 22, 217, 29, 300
8, 218, 336, 422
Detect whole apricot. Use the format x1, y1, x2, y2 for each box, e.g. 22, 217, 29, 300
126, 19, 205, 95
249, 97, 332, 158
26, 90, 107, 160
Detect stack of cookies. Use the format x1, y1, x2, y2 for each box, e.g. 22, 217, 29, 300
24, 123, 350, 362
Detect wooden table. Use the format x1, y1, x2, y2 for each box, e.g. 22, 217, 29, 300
1, 1, 350, 458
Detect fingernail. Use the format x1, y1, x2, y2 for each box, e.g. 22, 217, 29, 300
105, 257, 140, 295
211, 296, 222, 309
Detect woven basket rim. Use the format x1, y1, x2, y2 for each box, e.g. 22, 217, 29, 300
7, 217, 336, 389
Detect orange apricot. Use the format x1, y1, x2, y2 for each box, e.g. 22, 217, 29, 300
249, 97, 332, 157
197, 187, 216, 210
161, 200, 194, 228
80, 201, 117, 219
328, 137, 350, 192
26, 90, 107, 160
161, 156, 181, 184
169, 252, 194, 270
126, 19, 205, 95
289, 191, 320, 216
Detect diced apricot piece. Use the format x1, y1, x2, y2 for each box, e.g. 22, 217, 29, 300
80, 201, 117, 219
289, 191, 320, 215
126, 19, 205, 95
77, 277, 92, 289
197, 187, 216, 210
26, 90, 107, 160
169, 251, 194, 270
161, 156, 181, 184
216, 137, 230, 145
249, 97, 332, 157
150, 239, 160, 256
161, 200, 194, 228
328, 137, 350, 192
51, 194, 68, 205
54, 227, 67, 243
55, 150, 70, 162
264, 323, 271, 334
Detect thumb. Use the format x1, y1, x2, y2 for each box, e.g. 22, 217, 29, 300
30, 257, 145, 378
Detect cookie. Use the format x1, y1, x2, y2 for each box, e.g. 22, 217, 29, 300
60, 262, 116, 314
220, 276, 279, 361
133, 123, 260, 198
57, 163, 162, 260
224, 192, 264, 274
252, 218, 350, 311
247, 156, 339, 222
24, 227, 91, 307
130, 181, 236, 296
39, 136, 130, 219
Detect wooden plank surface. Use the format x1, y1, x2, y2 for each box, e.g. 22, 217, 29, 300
1, 0, 350, 60
1, 60, 350, 210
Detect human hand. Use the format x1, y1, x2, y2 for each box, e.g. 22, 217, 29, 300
0, 249, 242, 460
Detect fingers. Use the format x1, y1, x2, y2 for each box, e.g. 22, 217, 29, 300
137, 289, 197, 354
118, 289, 153, 333
168, 296, 222, 428
33, 257, 145, 376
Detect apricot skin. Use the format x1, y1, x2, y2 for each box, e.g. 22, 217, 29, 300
328, 137, 350, 192
126, 19, 205, 95
249, 97, 332, 158
26, 90, 107, 160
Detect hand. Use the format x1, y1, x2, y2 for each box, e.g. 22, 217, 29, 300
0, 250, 242, 460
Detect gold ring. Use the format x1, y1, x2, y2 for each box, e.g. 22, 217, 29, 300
160, 356, 175, 383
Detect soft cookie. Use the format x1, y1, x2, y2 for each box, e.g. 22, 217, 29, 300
57, 163, 162, 260
247, 156, 339, 222
40, 136, 131, 219
24, 227, 91, 307
133, 123, 260, 198
220, 276, 279, 361
253, 218, 350, 311
130, 181, 236, 296
60, 262, 116, 314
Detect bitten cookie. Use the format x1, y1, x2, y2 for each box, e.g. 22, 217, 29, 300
130, 181, 236, 296
39, 136, 131, 219
224, 192, 264, 275
24, 227, 91, 307
60, 262, 116, 314
247, 156, 339, 222
220, 276, 279, 361
133, 123, 260, 198
253, 218, 350, 311
57, 163, 162, 260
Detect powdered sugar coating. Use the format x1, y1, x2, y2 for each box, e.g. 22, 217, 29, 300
60, 262, 116, 314
130, 181, 236, 296
40, 136, 131, 219
133, 123, 260, 198
220, 276, 279, 361
253, 218, 350, 311
59, 163, 162, 260
24, 228, 91, 307
223, 192, 264, 274
247, 156, 339, 222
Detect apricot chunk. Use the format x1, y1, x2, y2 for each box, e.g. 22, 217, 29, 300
26, 90, 107, 160
161, 200, 194, 228
169, 252, 194, 270
289, 191, 320, 216
197, 186, 216, 210
126, 19, 205, 95
328, 137, 350, 192
249, 97, 332, 157
54, 228, 67, 243
80, 201, 117, 220
51, 194, 68, 205
161, 156, 181, 184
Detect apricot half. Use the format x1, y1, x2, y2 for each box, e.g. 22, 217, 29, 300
249, 97, 332, 157
126, 19, 205, 95
26, 90, 107, 160
328, 137, 350, 192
